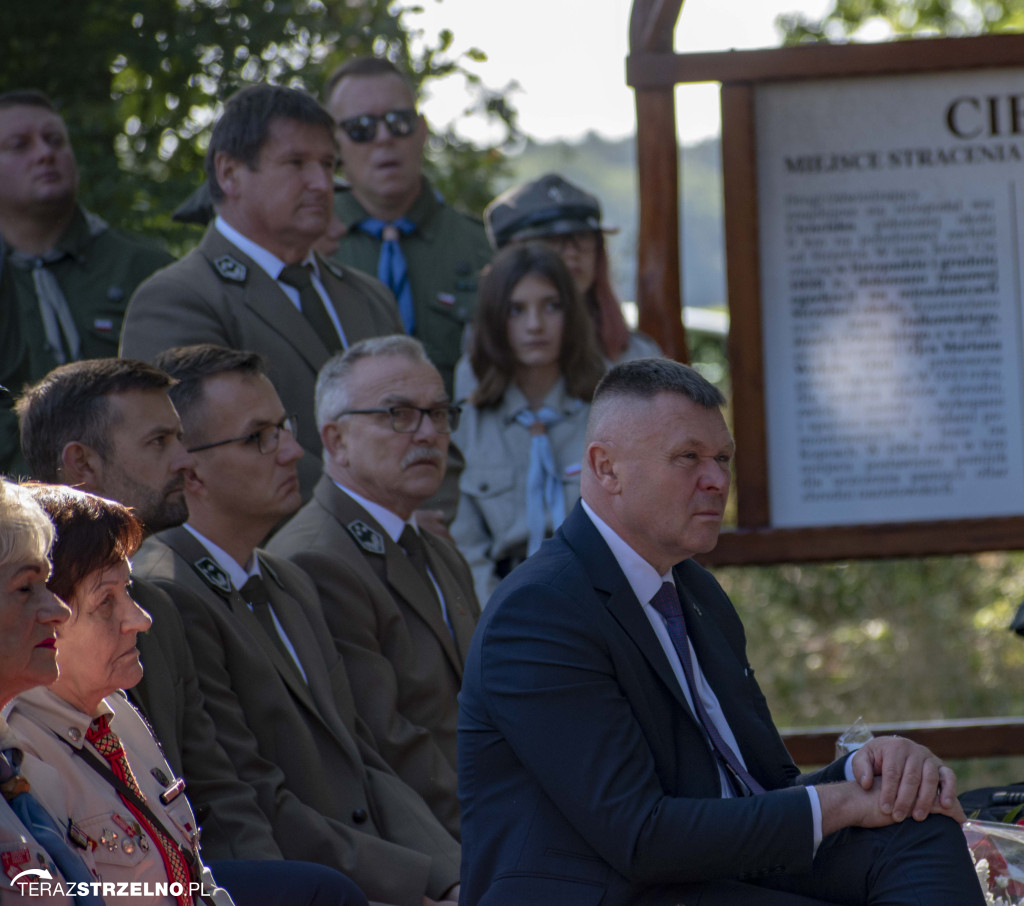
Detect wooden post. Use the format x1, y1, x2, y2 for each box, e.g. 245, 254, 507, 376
629, 0, 688, 362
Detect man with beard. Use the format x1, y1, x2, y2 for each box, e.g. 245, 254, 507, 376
268, 336, 480, 839
132, 343, 462, 905
16, 357, 369, 905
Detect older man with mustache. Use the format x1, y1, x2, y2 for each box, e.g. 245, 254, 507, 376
268, 336, 480, 841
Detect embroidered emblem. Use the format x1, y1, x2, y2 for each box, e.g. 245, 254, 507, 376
213, 255, 247, 282
194, 556, 232, 594
346, 520, 385, 555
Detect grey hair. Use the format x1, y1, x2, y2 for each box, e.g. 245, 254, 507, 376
0, 479, 54, 571
315, 334, 434, 433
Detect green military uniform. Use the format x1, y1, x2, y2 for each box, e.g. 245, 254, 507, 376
331, 177, 492, 394
0, 205, 172, 477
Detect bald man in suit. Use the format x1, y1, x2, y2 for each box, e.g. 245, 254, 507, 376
459, 358, 982, 906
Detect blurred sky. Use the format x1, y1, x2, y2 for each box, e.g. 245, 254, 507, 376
407, 0, 835, 146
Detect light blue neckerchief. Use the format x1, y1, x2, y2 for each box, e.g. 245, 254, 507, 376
514, 406, 566, 554
1, 748, 102, 904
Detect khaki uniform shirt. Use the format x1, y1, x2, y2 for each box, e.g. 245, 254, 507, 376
0, 719, 78, 905
331, 178, 492, 394
9, 688, 233, 906
451, 378, 590, 605
0, 206, 171, 477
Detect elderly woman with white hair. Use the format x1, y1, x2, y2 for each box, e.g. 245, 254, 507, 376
0, 479, 93, 904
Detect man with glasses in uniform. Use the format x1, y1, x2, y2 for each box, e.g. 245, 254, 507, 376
323, 57, 492, 397
120, 83, 403, 500
133, 342, 463, 905
268, 335, 480, 840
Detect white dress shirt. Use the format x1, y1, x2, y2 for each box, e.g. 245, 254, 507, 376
214, 215, 348, 348
580, 500, 829, 853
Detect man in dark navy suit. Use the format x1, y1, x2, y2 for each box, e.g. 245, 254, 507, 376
458, 358, 982, 906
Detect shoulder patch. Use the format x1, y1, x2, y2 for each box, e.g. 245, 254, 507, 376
194, 556, 233, 594
346, 520, 386, 555
212, 255, 247, 283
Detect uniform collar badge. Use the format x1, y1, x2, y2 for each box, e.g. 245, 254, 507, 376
346, 520, 386, 555
194, 556, 233, 594
213, 254, 247, 282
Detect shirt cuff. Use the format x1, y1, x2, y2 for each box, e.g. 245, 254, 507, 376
806, 786, 823, 856
843, 752, 857, 782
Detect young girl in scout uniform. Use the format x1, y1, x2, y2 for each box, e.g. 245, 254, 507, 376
451, 243, 605, 606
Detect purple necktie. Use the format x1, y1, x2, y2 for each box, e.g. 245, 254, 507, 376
649, 581, 765, 796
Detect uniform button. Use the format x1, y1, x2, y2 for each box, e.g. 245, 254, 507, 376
352, 808, 368, 824
67, 727, 81, 742
479, 483, 489, 492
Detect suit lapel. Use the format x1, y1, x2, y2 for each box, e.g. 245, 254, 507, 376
421, 535, 475, 670
257, 556, 354, 742
318, 256, 376, 343
160, 528, 328, 722
197, 229, 331, 373
560, 504, 705, 727
673, 566, 759, 756
318, 479, 464, 672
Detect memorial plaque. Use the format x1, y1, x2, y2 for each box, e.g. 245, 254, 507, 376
756, 69, 1024, 528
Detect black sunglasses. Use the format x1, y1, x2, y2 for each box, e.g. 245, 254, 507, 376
337, 108, 418, 144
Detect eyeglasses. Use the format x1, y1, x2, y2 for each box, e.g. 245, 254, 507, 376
336, 405, 461, 434
538, 231, 599, 255
187, 415, 298, 455
337, 109, 418, 144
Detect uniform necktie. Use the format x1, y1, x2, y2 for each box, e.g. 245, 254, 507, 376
0, 749, 102, 905
513, 407, 566, 555
648, 582, 765, 797
86, 715, 194, 905
240, 574, 305, 682
278, 263, 342, 354
356, 218, 416, 333
399, 525, 442, 609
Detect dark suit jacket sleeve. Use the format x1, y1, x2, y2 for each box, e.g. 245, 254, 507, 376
278, 538, 461, 839
149, 577, 442, 906
132, 582, 283, 861
467, 577, 817, 886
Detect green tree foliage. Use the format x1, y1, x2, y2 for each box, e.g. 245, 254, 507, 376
0, 0, 518, 248
778, 0, 1024, 43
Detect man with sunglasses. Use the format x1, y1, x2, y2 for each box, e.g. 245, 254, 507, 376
133, 342, 463, 905
324, 58, 492, 396
268, 336, 481, 839
120, 83, 403, 501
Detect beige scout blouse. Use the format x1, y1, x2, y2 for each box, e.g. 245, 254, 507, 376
451, 377, 590, 606
8, 687, 233, 906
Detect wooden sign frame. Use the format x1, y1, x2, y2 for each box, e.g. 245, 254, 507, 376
626, 30, 1024, 566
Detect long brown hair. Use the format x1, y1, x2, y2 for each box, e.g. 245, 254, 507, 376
587, 234, 631, 361
469, 243, 605, 409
